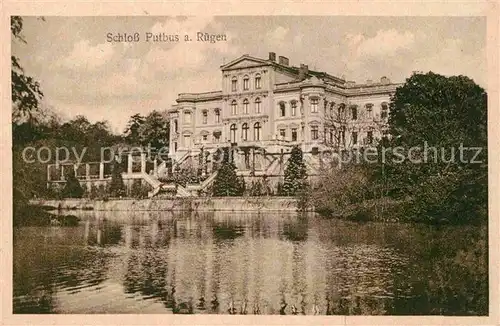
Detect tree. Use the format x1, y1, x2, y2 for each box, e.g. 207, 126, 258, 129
62, 169, 84, 198
381, 72, 487, 223
138, 110, 170, 149
124, 113, 145, 145
282, 146, 307, 196
108, 160, 126, 197
212, 147, 244, 196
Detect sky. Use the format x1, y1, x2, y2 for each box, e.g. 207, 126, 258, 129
13, 16, 486, 133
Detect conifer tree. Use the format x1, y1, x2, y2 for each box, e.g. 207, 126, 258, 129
62, 169, 84, 198
212, 147, 244, 196
282, 146, 307, 196
109, 160, 126, 197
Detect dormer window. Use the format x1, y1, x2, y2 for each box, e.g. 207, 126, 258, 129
231, 100, 237, 115
255, 74, 261, 89
243, 75, 249, 90
231, 77, 237, 92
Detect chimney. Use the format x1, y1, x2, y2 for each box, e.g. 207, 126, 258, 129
380, 76, 390, 84
346, 80, 356, 87
299, 64, 309, 80
278, 56, 289, 66
269, 52, 276, 62
366, 79, 373, 85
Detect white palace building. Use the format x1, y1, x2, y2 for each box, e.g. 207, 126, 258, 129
167, 52, 400, 179
46, 52, 401, 196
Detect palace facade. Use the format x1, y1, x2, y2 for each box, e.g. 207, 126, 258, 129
167, 52, 399, 177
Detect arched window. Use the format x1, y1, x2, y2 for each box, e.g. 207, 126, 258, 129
338, 103, 346, 120
255, 74, 261, 89
231, 100, 237, 115
242, 123, 249, 141
231, 77, 237, 92
230, 124, 237, 143
243, 75, 249, 90
291, 100, 297, 116
381, 102, 389, 119
279, 102, 286, 117
243, 99, 249, 114
330, 102, 335, 117
254, 122, 261, 141
255, 97, 261, 114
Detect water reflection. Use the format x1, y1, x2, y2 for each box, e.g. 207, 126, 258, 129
13, 211, 488, 315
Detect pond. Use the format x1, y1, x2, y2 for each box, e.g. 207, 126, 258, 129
13, 211, 488, 315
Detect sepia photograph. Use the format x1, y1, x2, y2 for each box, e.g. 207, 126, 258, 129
7, 11, 495, 322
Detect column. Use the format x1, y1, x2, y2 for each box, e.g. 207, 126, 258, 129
153, 158, 158, 177
60, 165, 65, 181
140, 153, 146, 173
86, 163, 90, 180
99, 162, 104, 179
128, 153, 133, 173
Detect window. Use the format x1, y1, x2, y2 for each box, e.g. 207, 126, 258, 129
338, 104, 345, 120
329, 129, 334, 143
341, 127, 346, 145
243, 75, 249, 90
174, 119, 178, 133
242, 123, 249, 141
231, 77, 237, 92
279, 102, 286, 117
255, 97, 261, 114
352, 131, 358, 145
311, 98, 319, 113
255, 74, 261, 89
254, 122, 261, 141
173, 142, 178, 152
183, 134, 191, 147
279, 128, 286, 140
291, 101, 297, 116
367, 130, 373, 144
291, 128, 297, 141
366, 104, 373, 119
311, 125, 319, 140
231, 100, 237, 115
215, 108, 220, 123
230, 124, 237, 143
184, 111, 192, 124
381, 103, 389, 119
202, 134, 208, 142
213, 131, 221, 143
243, 99, 249, 114
202, 110, 208, 124
351, 106, 358, 120
330, 103, 335, 118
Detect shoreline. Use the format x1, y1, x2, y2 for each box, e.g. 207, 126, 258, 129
29, 197, 300, 212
